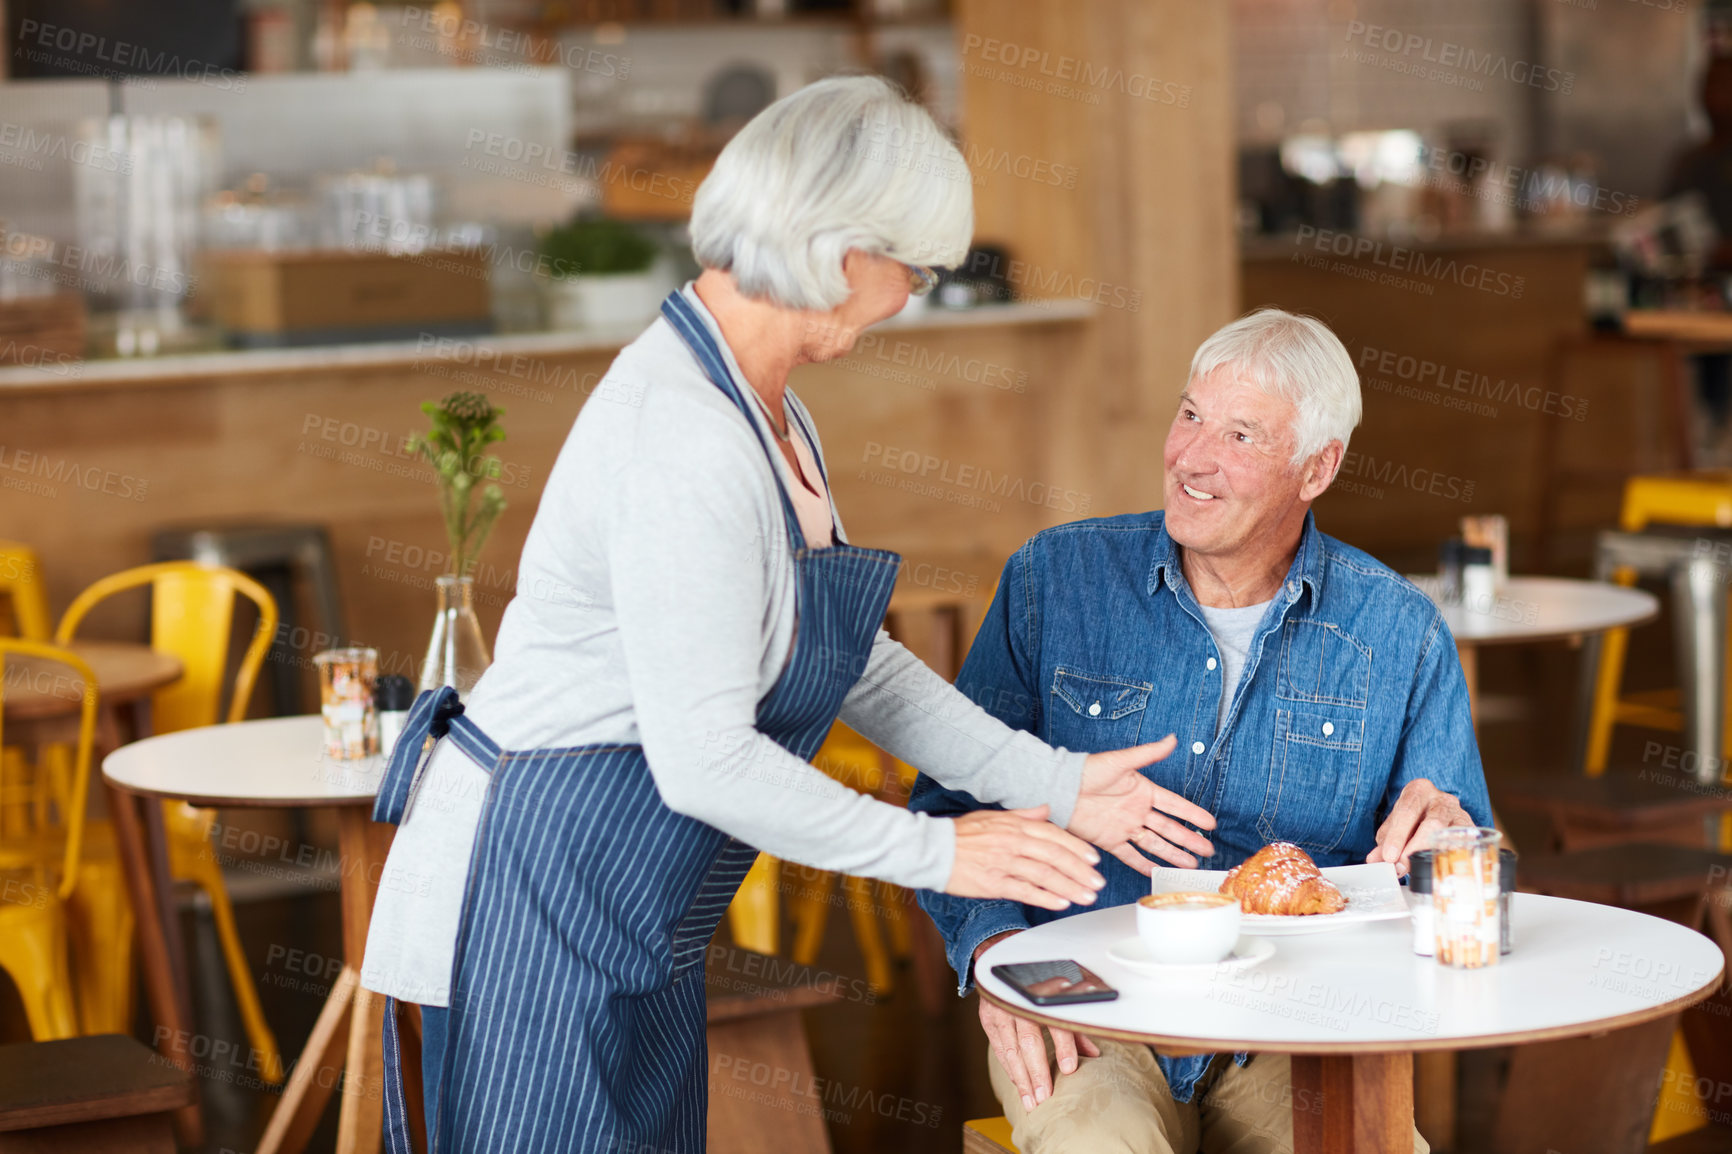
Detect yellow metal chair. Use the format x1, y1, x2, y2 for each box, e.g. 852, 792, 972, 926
1582, 472, 1732, 776
57, 561, 283, 1079
0, 639, 99, 1039
724, 724, 916, 996
0, 541, 52, 642
0, 541, 52, 850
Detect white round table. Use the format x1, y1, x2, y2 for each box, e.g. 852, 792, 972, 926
103, 714, 393, 1154
103, 713, 383, 808
976, 895, 1722, 1153
1409, 575, 1658, 647
1406, 576, 1658, 727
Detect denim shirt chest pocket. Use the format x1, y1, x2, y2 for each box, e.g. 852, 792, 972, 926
1048, 666, 1151, 750
1257, 619, 1372, 853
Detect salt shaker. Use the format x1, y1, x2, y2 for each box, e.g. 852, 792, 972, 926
375, 675, 416, 759
1408, 850, 1435, 957
1461, 545, 1495, 615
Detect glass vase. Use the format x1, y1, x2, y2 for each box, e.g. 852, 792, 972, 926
419, 575, 492, 697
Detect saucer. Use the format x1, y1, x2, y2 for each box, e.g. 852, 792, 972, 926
1105, 935, 1276, 978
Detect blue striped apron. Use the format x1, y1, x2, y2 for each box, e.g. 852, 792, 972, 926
372, 289, 901, 1153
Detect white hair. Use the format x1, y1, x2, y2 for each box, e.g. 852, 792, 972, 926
1188, 308, 1363, 465
689, 75, 973, 311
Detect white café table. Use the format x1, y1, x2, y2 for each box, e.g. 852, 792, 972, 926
104, 714, 390, 1154
976, 895, 1723, 1154
1406, 575, 1658, 727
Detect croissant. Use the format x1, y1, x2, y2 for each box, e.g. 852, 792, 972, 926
1219, 842, 1347, 915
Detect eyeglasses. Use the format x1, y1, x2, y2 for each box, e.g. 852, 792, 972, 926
902, 261, 938, 297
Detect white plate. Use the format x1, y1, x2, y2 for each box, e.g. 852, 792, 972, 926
1106, 934, 1276, 978
1148, 861, 1409, 936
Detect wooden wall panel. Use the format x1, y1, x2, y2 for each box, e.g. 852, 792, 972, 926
956, 0, 1240, 520
1241, 241, 1602, 573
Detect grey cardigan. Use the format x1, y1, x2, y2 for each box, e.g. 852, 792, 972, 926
362, 286, 1085, 1005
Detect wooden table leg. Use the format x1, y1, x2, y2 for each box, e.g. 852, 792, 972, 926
336, 808, 391, 1154
1457, 642, 1478, 733
108, 782, 203, 1149
256, 967, 358, 1154
1413, 1050, 1456, 1152
257, 808, 393, 1154
1291, 1052, 1413, 1154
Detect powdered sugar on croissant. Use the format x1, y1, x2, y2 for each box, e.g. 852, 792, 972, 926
1219, 842, 1347, 915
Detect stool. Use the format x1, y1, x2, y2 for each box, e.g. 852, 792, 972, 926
0, 1034, 194, 1152
1576, 473, 1732, 783
963, 1116, 1019, 1153
151, 523, 346, 716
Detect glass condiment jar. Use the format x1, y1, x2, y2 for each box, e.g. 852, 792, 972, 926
1408, 849, 1435, 957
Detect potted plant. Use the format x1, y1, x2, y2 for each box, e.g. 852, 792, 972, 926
408, 391, 508, 695
538, 215, 664, 331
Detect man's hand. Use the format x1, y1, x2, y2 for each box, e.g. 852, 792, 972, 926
1366, 778, 1475, 873
973, 931, 1100, 1112
1070, 736, 1216, 875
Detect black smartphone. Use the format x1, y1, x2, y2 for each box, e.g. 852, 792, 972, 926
991, 959, 1119, 1005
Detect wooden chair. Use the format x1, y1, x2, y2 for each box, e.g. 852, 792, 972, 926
55, 562, 283, 1079
0, 1034, 194, 1152
0, 639, 99, 1040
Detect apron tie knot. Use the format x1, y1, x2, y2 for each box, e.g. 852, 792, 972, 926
429, 691, 466, 739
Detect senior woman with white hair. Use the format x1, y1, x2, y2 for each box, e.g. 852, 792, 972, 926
360, 76, 1212, 1154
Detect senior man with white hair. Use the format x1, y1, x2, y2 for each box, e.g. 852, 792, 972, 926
361, 76, 1204, 1154
911, 308, 1493, 1154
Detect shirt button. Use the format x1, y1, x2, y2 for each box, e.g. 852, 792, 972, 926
1088, 701, 1102, 717
1206, 657, 1217, 671
1191, 741, 1206, 755
1322, 721, 1335, 736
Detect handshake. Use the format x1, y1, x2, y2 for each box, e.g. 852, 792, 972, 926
942, 735, 1217, 910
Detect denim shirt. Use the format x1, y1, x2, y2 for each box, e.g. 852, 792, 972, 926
910, 509, 1492, 1103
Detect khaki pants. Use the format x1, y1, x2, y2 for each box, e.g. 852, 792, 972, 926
987, 1037, 1429, 1154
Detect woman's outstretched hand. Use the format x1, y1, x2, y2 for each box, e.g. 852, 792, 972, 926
944, 806, 1106, 910
1069, 737, 1217, 875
